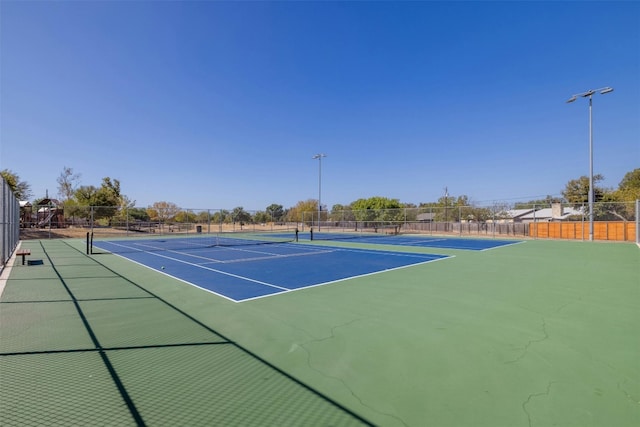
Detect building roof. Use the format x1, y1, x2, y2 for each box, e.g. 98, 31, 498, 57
519, 206, 584, 221
503, 208, 536, 219
37, 198, 61, 206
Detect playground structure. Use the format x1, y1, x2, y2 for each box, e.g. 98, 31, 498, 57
19, 201, 32, 228
20, 199, 66, 228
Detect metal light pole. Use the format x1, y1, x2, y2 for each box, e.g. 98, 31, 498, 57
444, 187, 449, 232
312, 154, 326, 231
566, 87, 613, 241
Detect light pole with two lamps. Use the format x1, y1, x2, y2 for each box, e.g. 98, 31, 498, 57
566, 86, 614, 241
312, 154, 327, 231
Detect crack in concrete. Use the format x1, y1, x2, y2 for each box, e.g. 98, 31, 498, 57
505, 318, 549, 364
554, 296, 583, 315
618, 380, 640, 405
296, 318, 410, 427
522, 381, 556, 427
555, 302, 572, 314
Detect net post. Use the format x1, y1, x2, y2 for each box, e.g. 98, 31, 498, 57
90, 232, 94, 254
310, 227, 314, 241
86, 232, 90, 254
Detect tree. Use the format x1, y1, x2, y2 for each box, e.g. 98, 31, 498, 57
560, 173, 640, 221
92, 178, 125, 223
615, 168, 640, 202
94, 178, 121, 204
254, 211, 271, 224
74, 185, 98, 204
231, 206, 252, 227
195, 211, 210, 224
286, 199, 318, 224
211, 209, 231, 225
351, 197, 402, 211
433, 194, 470, 222
72, 185, 99, 220
128, 207, 150, 221
70, 178, 125, 224
114, 194, 136, 222
513, 195, 563, 209
174, 210, 197, 224
452, 195, 484, 223
329, 203, 355, 222
1, 169, 32, 200
590, 168, 640, 221
57, 166, 81, 201
265, 204, 284, 221
351, 197, 403, 224
148, 201, 180, 223
562, 174, 606, 206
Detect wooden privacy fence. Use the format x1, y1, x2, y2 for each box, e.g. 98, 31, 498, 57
529, 221, 636, 241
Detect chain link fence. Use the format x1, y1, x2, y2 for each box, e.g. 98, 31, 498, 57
19, 205, 297, 240
298, 202, 638, 242
18, 201, 640, 243
1, 176, 20, 268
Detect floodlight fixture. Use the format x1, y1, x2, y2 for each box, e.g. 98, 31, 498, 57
566, 86, 614, 241
568, 87, 613, 101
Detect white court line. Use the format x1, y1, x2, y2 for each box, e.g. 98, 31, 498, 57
99, 240, 335, 265
479, 240, 526, 251
363, 237, 523, 251
99, 241, 294, 291
100, 253, 241, 303
317, 245, 445, 259
200, 249, 336, 265
218, 244, 306, 256
202, 243, 336, 263
95, 240, 453, 303
0, 241, 24, 298
98, 241, 228, 263
134, 242, 229, 263
240, 254, 454, 303
409, 238, 448, 244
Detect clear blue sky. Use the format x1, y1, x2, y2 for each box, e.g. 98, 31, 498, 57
1, 1, 638, 211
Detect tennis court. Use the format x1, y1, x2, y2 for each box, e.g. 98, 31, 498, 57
1, 237, 639, 426
304, 231, 522, 250
92, 236, 450, 302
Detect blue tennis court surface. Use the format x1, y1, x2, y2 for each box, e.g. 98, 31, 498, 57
305, 232, 522, 250
92, 239, 450, 302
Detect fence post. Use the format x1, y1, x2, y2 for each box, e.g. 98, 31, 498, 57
581, 203, 585, 241
1, 178, 5, 265
492, 207, 496, 238
636, 200, 639, 245
0, 176, 20, 268
429, 207, 432, 235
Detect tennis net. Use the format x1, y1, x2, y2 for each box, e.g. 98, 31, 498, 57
309, 225, 399, 242
90, 230, 296, 254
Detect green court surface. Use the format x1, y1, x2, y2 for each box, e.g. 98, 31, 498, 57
1, 238, 638, 426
